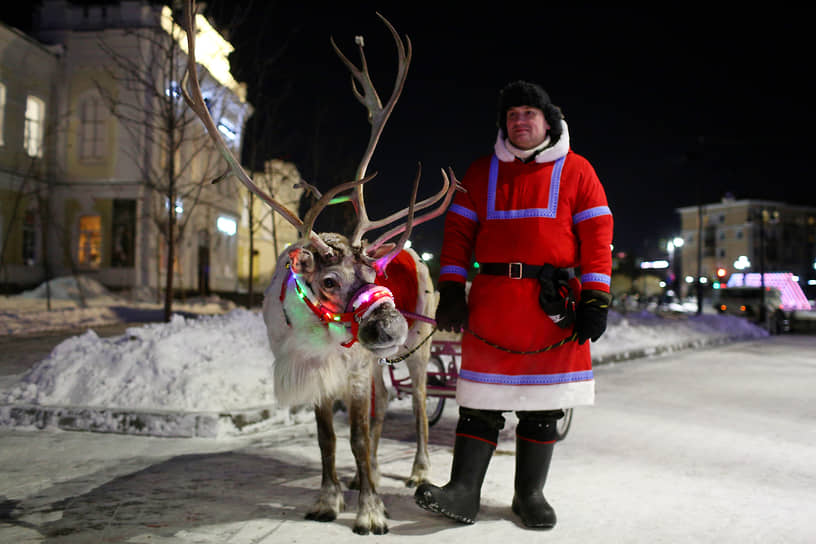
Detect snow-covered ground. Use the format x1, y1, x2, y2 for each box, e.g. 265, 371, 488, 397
0, 276, 773, 438
1, 276, 814, 543
2, 335, 814, 543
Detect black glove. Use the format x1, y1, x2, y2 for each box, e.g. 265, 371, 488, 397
435, 281, 468, 332
538, 265, 576, 329
575, 290, 611, 345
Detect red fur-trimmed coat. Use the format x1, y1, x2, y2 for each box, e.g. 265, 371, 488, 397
439, 122, 613, 410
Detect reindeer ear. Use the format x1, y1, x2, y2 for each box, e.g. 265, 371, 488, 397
366, 242, 396, 260
289, 247, 315, 275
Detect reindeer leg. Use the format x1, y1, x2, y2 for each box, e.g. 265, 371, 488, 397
348, 372, 388, 535
305, 398, 345, 522
369, 363, 388, 486
349, 367, 386, 491
406, 352, 431, 487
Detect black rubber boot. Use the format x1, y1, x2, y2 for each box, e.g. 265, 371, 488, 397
414, 410, 500, 524
512, 415, 558, 529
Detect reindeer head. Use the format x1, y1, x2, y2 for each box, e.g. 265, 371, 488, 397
288, 233, 407, 355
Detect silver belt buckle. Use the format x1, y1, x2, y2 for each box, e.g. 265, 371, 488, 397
509, 262, 523, 279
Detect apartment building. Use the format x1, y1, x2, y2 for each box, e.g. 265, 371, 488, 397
676, 196, 816, 293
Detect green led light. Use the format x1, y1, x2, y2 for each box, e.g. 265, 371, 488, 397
473, 262, 480, 269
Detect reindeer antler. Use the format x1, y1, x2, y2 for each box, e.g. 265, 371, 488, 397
331, 13, 456, 266
179, 0, 338, 255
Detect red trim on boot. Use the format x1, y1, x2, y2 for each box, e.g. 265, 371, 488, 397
456, 433, 498, 447
517, 434, 556, 445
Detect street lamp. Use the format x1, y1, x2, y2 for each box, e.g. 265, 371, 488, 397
734, 255, 751, 271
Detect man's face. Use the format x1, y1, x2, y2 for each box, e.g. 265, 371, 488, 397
505, 106, 550, 150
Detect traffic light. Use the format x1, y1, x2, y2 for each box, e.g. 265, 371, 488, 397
716, 267, 727, 279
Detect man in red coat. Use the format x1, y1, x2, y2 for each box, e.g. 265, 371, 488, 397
415, 81, 613, 529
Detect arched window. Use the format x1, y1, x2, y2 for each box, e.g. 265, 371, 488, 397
24, 95, 45, 158
78, 93, 107, 161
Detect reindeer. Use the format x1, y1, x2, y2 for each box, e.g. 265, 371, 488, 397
180, 2, 457, 534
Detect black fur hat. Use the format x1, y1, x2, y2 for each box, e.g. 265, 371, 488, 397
497, 80, 564, 143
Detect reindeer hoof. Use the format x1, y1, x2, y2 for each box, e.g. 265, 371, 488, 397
406, 471, 430, 488
353, 523, 389, 535
305, 510, 337, 523
406, 477, 427, 488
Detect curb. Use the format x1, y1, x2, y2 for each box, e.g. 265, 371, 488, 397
0, 403, 293, 438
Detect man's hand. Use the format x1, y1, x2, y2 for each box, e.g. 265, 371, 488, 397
538, 265, 576, 328
575, 290, 611, 344
435, 281, 468, 332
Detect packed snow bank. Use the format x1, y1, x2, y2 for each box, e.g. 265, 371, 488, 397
591, 310, 769, 362
3, 310, 273, 412
0, 306, 770, 437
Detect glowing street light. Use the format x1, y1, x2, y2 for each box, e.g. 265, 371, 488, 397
734, 255, 751, 270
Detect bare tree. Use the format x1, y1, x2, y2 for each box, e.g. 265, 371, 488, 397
94, 9, 239, 321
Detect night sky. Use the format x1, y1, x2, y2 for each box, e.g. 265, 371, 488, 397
5, 3, 815, 260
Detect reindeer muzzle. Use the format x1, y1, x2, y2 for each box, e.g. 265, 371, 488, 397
342, 284, 396, 348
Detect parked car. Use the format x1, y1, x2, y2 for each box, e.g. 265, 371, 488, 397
713, 286, 789, 334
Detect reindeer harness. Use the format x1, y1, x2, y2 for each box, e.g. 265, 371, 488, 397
280, 266, 396, 348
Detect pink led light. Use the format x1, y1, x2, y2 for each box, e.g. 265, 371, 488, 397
726, 273, 811, 310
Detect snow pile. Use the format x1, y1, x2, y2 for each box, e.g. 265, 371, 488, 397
2, 310, 274, 412
592, 310, 768, 362
0, 275, 236, 336
18, 275, 117, 302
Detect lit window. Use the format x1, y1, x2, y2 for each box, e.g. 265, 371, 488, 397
165, 81, 181, 100
24, 95, 46, 158
79, 95, 106, 161
217, 215, 236, 235
0, 82, 5, 146
217, 121, 236, 140
78, 215, 102, 268
165, 197, 183, 215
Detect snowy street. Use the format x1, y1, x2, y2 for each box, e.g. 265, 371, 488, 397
2, 334, 814, 543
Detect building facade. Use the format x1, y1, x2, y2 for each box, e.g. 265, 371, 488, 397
676, 197, 816, 296
238, 159, 303, 295
0, 1, 254, 296
0, 22, 61, 289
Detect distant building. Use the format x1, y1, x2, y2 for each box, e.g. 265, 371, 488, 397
0, 1, 254, 296
676, 196, 816, 295
238, 159, 304, 293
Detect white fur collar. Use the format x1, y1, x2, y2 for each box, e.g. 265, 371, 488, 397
494, 119, 570, 163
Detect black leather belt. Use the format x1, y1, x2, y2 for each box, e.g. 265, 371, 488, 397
479, 262, 545, 279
